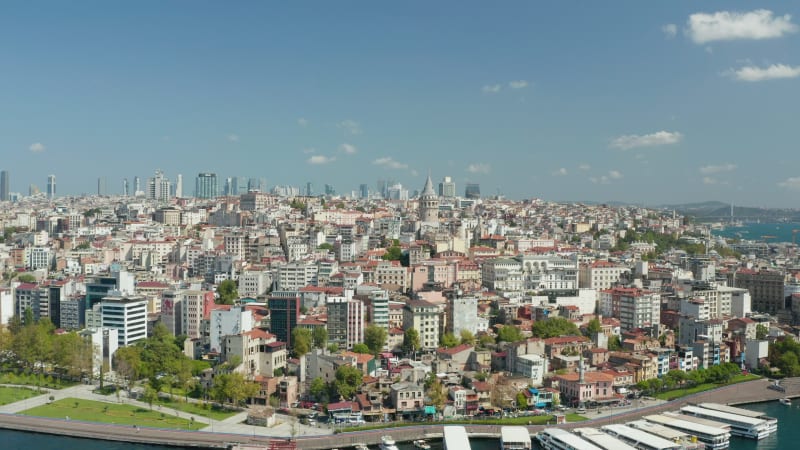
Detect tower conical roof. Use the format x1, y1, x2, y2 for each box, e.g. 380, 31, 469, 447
421, 174, 436, 197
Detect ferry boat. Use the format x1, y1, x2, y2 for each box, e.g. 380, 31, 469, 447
780, 398, 791, 406
379, 436, 399, 450
644, 413, 730, 450
680, 405, 774, 440
443, 425, 472, 450
413, 440, 431, 449
537, 428, 602, 450
573, 427, 638, 450
601, 424, 683, 450
696, 402, 778, 436
500, 426, 532, 450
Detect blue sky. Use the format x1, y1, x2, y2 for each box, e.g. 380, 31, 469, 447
2, 1, 800, 206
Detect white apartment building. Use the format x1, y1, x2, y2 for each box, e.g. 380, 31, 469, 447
327, 292, 365, 350
516, 354, 548, 387
579, 261, 630, 290
276, 262, 318, 291
517, 254, 578, 290
25, 246, 52, 270
481, 258, 524, 292
209, 305, 255, 353
223, 328, 287, 377
238, 270, 271, 298
599, 287, 660, 333
183, 290, 213, 340
87, 295, 148, 347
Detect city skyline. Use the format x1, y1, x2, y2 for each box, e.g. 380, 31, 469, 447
2, 2, 800, 206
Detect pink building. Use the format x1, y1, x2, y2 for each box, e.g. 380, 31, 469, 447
555, 371, 615, 407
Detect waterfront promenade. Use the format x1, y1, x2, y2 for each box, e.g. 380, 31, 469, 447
0, 377, 797, 449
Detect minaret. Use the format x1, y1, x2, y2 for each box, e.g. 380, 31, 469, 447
579, 357, 585, 384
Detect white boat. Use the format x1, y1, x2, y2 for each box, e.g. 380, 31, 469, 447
413, 440, 431, 449
380, 436, 399, 450
353, 445, 369, 450
780, 398, 791, 406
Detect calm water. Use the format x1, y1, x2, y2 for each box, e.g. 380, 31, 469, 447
713, 223, 799, 244
1, 401, 794, 449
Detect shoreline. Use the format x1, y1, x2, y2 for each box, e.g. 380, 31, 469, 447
1, 377, 798, 449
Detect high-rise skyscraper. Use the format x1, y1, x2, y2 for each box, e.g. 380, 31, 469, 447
439, 176, 456, 198
147, 170, 171, 201
134, 176, 141, 195
175, 174, 183, 198
195, 173, 217, 199
324, 184, 335, 196
305, 182, 313, 196
97, 177, 107, 196
465, 183, 481, 199
122, 178, 129, 197
359, 184, 369, 199
0, 170, 9, 201
46, 175, 56, 199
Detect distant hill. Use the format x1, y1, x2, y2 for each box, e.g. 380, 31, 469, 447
660, 201, 800, 222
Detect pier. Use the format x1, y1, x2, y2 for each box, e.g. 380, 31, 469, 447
0, 377, 798, 449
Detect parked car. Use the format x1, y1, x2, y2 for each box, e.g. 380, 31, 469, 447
576, 407, 587, 414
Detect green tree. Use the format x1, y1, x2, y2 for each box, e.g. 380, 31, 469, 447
459, 330, 475, 346
291, 328, 312, 357
327, 343, 340, 354
216, 279, 238, 305
515, 391, 528, 410
312, 326, 328, 349
382, 246, 403, 261
142, 385, 158, 409
17, 273, 36, 283
756, 324, 769, 340
531, 317, 580, 339
309, 377, 328, 402
608, 335, 622, 351
585, 318, 602, 335
317, 243, 334, 251
333, 365, 363, 401
352, 343, 370, 354
114, 346, 142, 392
426, 376, 447, 412
402, 328, 421, 355
364, 325, 388, 355
440, 332, 459, 348
496, 325, 525, 343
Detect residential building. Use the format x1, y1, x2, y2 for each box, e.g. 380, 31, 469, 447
403, 299, 441, 350
268, 294, 300, 348
599, 287, 660, 333
87, 294, 148, 347
195, 172, 218, 199
327, 292, 365, 350
516, 354, 548, 387
447, 296, 478, 336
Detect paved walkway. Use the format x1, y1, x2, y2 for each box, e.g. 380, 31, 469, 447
0, 382, 332, 438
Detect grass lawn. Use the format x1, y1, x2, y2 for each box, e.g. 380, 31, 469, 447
0, 386, 41, 406
654, 374, 762, 401
341, 413, 588, 432
20, 398, 204, 430
0, 372, 78, 390
153, 396, 238, 421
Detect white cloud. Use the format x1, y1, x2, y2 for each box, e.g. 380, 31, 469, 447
608, 170, 623, 180
466, 163, 491, 174
339, 143, 357, 155
728, 64, 800, 82
373, 157, 408, 170
297, 118, 309, 127
703, 177, 719, 185
337, 119, 362, 135
589, 176, 609, 185
699, 163, 737, 174
662, 23, 678, 38
610, 130, 683, 150
552, 168, 568, 176
778, 177, 800, 189
29, 142, 45, 153
307, 155, 336, 165
482, 84, 502, 94
227, 134, 239, 142
578, 164, 591, 171
508, 80, 528, 89
686, 9, 798, 44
